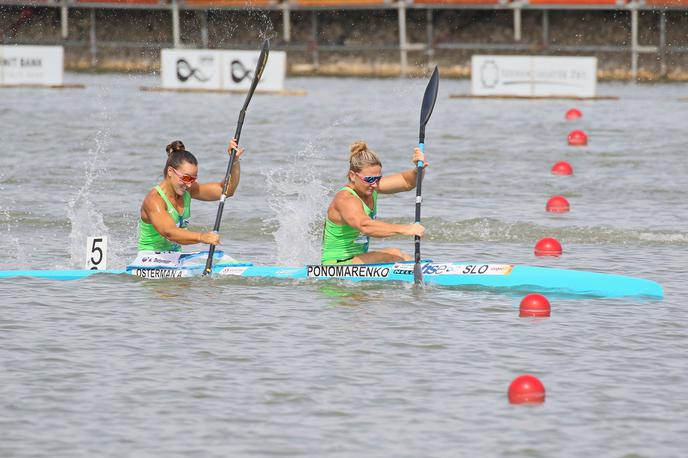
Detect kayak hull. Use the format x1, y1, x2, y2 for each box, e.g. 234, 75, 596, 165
0, 261, 664, 299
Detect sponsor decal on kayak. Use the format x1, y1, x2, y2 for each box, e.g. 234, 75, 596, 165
218, 266, 248, 276
392, 263, 415, 275
307, 265, 390, 278
458, 264, 513, 275
275, 269, 302, 276
132, 268, 185, 279
139, 256, 174, 265
393, 263, 514, 276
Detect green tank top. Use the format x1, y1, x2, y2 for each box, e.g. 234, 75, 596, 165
321, 187, 377, 263
138, 185, 191, 252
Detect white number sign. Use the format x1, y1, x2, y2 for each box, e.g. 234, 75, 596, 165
86, 236, 108, 270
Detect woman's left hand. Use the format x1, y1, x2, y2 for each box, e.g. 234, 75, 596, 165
411, 147, 428, 168
228, 138, 245, 160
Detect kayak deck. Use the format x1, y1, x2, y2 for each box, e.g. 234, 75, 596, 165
0, 261, 664, 299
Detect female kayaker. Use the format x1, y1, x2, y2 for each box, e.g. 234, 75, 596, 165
321, 141, 427, 265
137, 139, 244, 254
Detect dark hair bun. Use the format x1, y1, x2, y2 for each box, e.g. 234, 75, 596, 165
166, 140, 186, 156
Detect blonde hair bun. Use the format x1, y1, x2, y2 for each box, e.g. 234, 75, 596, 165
349, 141, 369, 158
348, 140, 381, 173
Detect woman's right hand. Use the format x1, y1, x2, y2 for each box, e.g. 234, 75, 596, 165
403, 223, 425, 237
411, 147, 428, 168
199, 232, 221, 245
228, 138, 245, 160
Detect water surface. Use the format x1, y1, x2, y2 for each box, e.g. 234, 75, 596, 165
1, 74, 686, 457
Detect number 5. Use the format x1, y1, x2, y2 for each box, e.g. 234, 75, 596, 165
86, 236, 108, 270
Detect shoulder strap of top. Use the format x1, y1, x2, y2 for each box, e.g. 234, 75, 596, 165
341, 186, 363, 202
182, 191, 191, 218
340, 186, 372, 215
154, 185, 178, 216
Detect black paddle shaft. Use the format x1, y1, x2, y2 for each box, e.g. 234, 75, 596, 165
413, 66, 439, 286
414, 130, 425, 265
203, 40, 270, 276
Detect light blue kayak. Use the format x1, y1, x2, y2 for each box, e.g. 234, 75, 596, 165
0, 260, 664, 299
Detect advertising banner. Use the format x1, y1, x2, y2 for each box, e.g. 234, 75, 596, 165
471, 55, 597, 98
220, 50, 286, 91
161, 49, 223, 90
161, 49, 286, 92
0, 45, 64, 86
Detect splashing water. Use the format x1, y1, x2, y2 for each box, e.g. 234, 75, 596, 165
65, 132, 111, 269
217, 7, 276, 44
253, 12, 276, 42
0, 178, 26, 266
265, 144, 331, 265
264, 114, 360, 265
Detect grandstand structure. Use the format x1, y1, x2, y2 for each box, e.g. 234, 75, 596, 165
1, 0, 687, 79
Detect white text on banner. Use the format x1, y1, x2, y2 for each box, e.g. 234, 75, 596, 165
471, 56, 597, 98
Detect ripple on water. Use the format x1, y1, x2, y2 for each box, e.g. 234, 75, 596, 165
0, 76, 687, 457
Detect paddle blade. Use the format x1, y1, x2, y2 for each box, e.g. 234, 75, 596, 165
413, 262, 424, 287
241, 39, 270, 110
254, 39, 270, 83
419, 66, 440, 139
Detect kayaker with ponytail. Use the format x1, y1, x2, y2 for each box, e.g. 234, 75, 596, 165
321, 141, 427, 265
136, 138, 244, 256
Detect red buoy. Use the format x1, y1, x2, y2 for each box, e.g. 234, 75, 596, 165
534, 237, 562, 257
551, 161, 573, 176
567, 130, 588, 146
519, 294, 551, 317
508, 375, 546, 404
546, 195, 570, 213
565, 108, 582, 120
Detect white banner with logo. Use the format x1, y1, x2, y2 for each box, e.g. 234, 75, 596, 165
161, 49, 286, 91
161, 49, 222, 89
471, 55, 597, 98
0, 45, 64, 86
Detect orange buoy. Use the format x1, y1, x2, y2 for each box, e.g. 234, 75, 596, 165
519, 294, 551, 317
567, 130, 588, 146
551, 161, 573, 176
565, 108, 582, 120
546, 195, 570, 213
508, 375, 546, 404
534, 237, 562, 257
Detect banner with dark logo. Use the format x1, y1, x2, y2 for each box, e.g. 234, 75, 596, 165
161, 50, 221, 89
161, 49, 286, 91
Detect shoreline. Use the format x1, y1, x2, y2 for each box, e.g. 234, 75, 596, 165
62, 59, 688, 82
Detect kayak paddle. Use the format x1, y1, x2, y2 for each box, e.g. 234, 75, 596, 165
203, 39, 270, 276
414, 65, 439, 286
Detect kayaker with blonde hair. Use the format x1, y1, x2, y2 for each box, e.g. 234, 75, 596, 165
321, 141, 427, 265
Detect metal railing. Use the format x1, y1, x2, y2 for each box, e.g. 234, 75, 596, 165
3, 0, 688, 6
